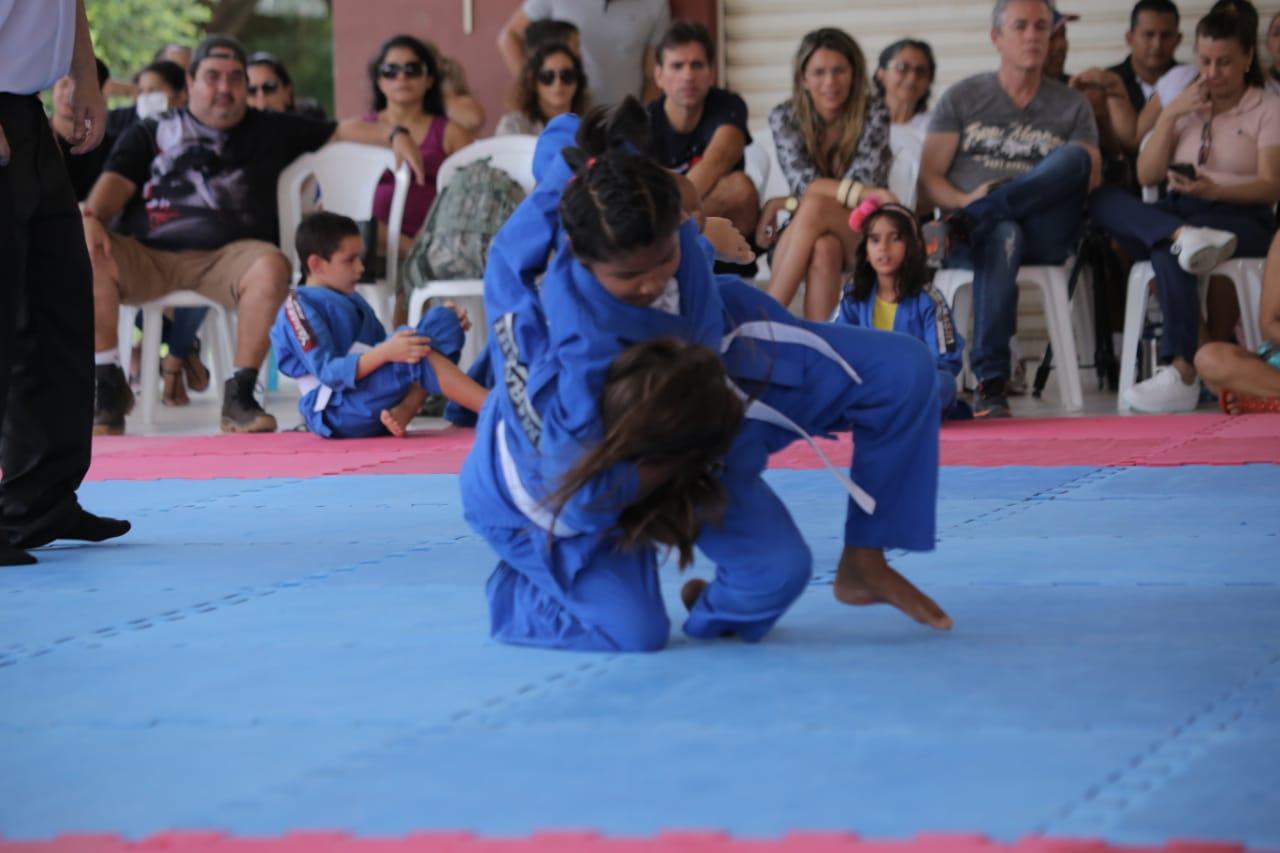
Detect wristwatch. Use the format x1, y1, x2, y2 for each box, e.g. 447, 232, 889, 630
388, 125, 410, 144
784, 196, 799, 213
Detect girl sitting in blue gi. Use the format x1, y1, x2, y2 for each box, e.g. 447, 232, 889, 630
461, 103, 951, 653
271, 212, 487, 438
834, 201, 971, 420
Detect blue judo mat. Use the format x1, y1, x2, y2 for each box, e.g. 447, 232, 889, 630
1, 465, 1277, 845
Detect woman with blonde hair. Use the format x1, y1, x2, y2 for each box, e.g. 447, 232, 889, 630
759, 28, 895, 320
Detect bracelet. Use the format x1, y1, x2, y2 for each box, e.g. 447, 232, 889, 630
845, 181, 865, 208
388, 125, 409, 144
837, 178, 853, 207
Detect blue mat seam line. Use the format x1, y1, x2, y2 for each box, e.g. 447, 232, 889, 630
811, 466, 1122, 586
1038, 648, 1280, 835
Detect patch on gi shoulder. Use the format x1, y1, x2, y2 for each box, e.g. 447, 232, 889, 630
494, 312, 542, 448
927, 286, 957, 353
284, 294, 318, 352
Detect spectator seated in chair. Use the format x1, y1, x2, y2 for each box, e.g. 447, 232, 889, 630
760, 27, 894, 321
496, 41, 588, 136
1088, 6, 1280, 413
646, 20, 759, 245
919, 0, 1102, 419
81, 34, 431, 435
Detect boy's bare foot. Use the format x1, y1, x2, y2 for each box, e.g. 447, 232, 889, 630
379, 406, 412, 437
834, 546, 953, 631
681, 578, 708, 612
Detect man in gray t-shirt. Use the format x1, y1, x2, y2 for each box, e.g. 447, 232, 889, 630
498, 0, 669, 108
920, 0, 1100, 418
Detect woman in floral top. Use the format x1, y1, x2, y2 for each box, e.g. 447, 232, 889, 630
759, 28, 895, 320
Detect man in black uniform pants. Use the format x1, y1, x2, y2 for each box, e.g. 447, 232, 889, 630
0, 0, 130, 566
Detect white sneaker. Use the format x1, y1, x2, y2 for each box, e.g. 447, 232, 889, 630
1171, 226, 1237, 275
1123, 365, 1201, 413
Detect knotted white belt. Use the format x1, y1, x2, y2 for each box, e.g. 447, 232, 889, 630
294, 342, 373, 413
722, 321, 877, 516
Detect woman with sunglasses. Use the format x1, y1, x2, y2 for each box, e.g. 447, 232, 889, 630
1088, 6, 1280, 413
247, 52, 295, 113
496, 42, 588, 136
874, 39, 936, 135
364, 34, 473, 258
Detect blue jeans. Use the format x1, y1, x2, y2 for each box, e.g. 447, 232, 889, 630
944, 145, 1091, 384
133, 307, 209, 359
1087, 187, 1275, 365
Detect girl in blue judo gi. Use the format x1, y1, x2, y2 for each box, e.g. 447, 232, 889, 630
833, 201, 971, 420
460, 101, 951, 652
271, 212, 488, 438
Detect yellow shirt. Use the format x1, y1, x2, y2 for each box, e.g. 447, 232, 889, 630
872, 297, 898, 332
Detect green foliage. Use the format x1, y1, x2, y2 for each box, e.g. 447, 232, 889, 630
85, 0, 210, 80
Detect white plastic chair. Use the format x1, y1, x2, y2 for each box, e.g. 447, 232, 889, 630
1117, 257, 1266, 409
888, 125, 925, 211
933, 262, 1088, 411
407, 135, 538, 368
277, 142, 410, 327
118, 293, 236, 427
743, 141, 770, 201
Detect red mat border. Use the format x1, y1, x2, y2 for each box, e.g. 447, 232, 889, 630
0, 832, 1268, 853
79, 414, 1280, 481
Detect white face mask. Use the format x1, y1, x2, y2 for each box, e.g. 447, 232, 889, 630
135, 91, 171, 120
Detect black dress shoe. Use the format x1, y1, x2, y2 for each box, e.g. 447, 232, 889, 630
0, 544, 37, 566
13, 509, 131, 550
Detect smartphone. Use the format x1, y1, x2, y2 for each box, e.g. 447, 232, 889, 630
1168, 162, 1197, 180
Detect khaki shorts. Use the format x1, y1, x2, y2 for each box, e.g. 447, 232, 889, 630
108, 235, 283, 309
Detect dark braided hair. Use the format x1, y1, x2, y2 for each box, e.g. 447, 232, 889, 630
559, 98, 681, 266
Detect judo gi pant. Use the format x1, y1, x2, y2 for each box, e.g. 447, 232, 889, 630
0, 94, 96, 547
314, 306, 464, 438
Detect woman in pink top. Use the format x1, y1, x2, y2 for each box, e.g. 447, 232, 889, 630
1088, 6, 1280, 414
364, 35, 472, 257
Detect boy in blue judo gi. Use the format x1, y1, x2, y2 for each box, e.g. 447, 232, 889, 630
461, 103, 951, 652
271, 212, 487, 438
833, 202, 971, 420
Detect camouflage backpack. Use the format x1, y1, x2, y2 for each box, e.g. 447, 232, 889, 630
404, 157, 526, 288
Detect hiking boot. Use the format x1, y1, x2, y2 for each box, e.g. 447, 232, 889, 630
974, 378, 1012, 419
93, 363, 135, 436
220, 376, 277, 433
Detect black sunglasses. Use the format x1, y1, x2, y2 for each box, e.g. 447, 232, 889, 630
537, 68, 578, 86
247, 80, 280, 95
379, 62, 426, 80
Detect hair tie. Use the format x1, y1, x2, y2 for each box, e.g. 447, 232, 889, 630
848, 197, 882, 233
586, 157, 597, 169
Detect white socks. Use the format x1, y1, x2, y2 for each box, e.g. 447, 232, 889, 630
94, 348, 120, 366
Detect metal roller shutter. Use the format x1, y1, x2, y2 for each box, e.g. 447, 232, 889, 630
723, 0, 1246, 132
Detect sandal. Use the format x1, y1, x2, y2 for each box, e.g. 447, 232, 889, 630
1219, 389, 1280, 414
182, 337, 210, 393
161, 356, 190, 407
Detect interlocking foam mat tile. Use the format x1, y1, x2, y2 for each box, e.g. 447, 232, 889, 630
3, 460, 1278, 850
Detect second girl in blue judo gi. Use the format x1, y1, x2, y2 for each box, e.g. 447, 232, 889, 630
833, 202, 971, 420
271, 212, 487, 438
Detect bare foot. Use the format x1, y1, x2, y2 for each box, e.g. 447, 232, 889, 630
681, 578, 708, 612
379, 407, 412, 437
834, 547, 953, 631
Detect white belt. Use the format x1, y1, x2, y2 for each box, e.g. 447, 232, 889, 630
294, 342, 373, 413
496, 419, 581, 537
722, 320, 877, 516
